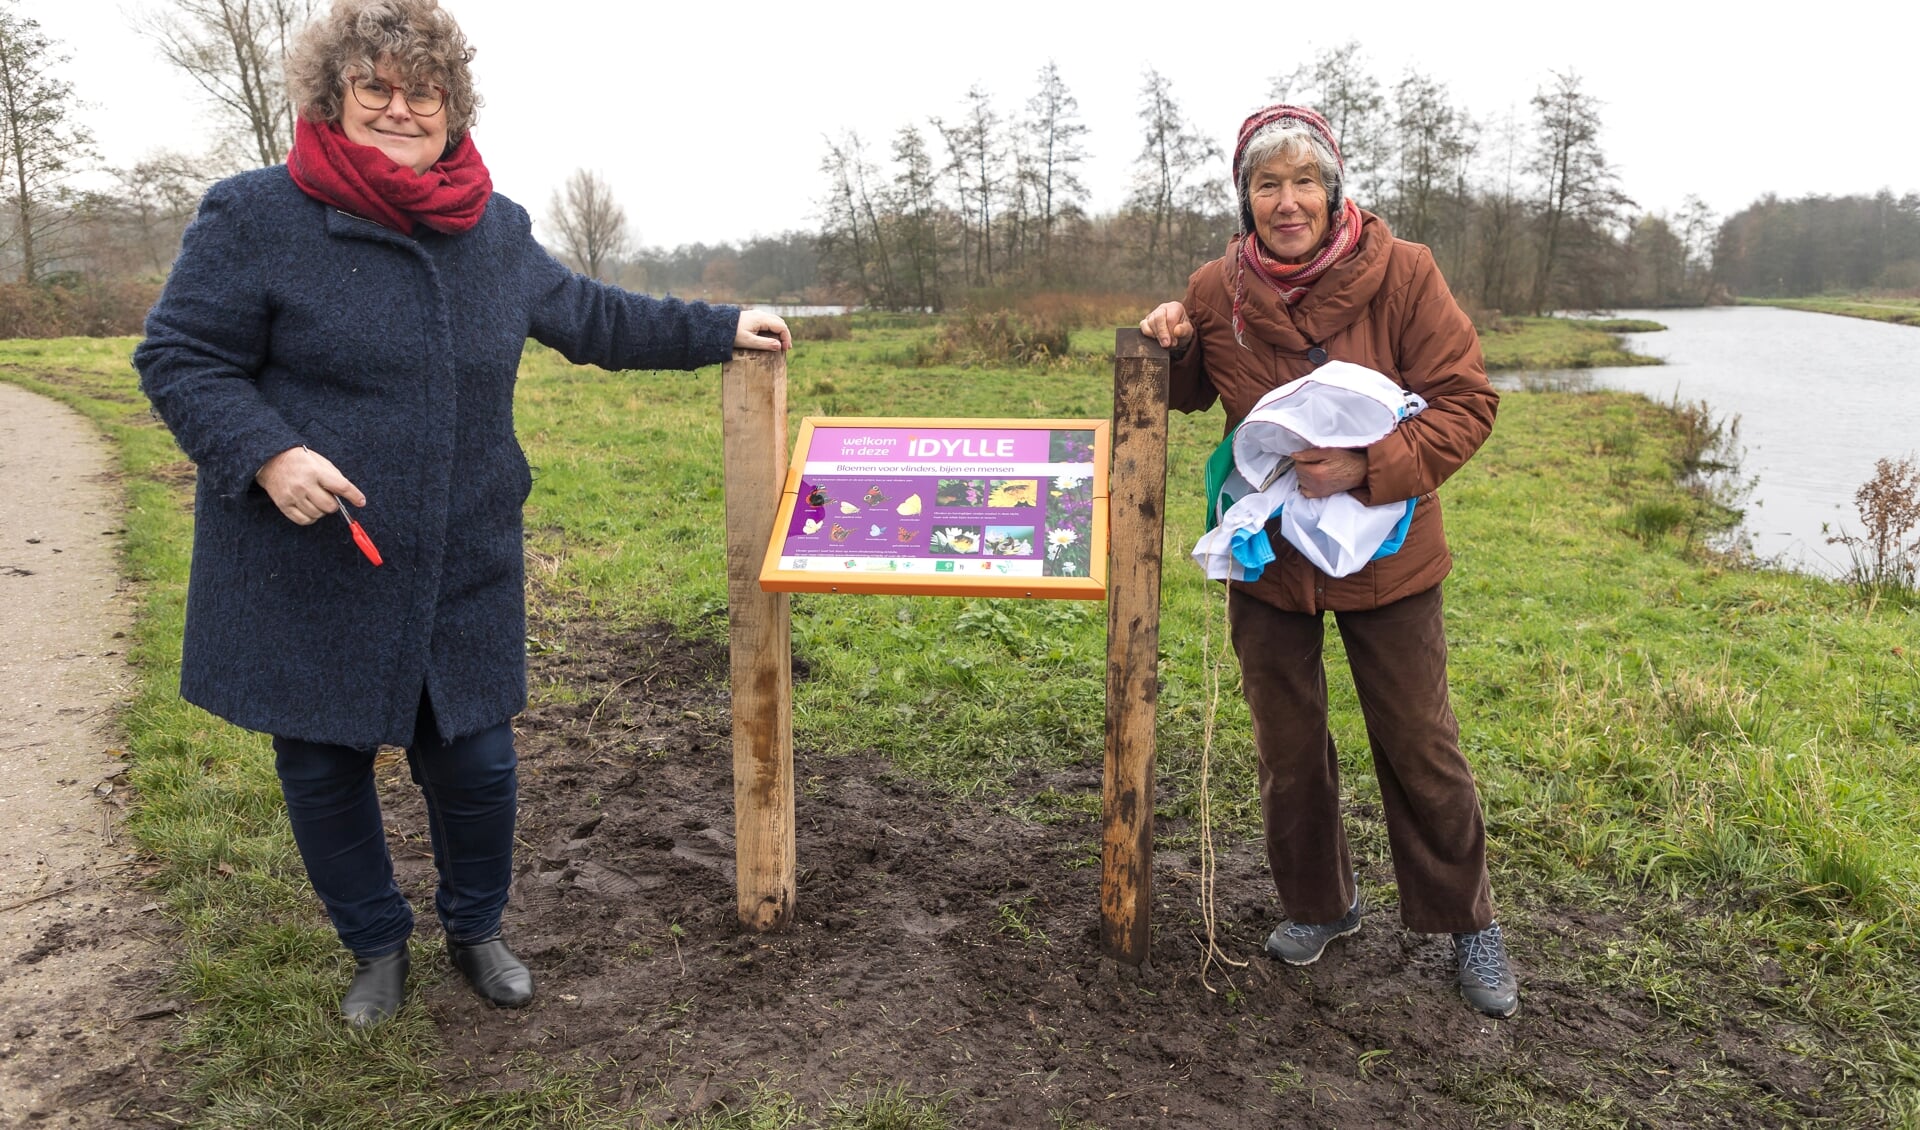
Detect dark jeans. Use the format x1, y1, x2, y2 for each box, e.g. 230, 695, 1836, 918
1229, 584, 1494, 934
271, 691, 518, 958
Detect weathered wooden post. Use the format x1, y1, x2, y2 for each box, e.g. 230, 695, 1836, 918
720, 348, 795, 932
1101, 331, 1170, 966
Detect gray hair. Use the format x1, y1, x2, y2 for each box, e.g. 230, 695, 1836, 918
1237, 122, 1344, 219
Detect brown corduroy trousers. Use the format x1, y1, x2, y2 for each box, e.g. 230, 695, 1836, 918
1228, 583, 1494, 934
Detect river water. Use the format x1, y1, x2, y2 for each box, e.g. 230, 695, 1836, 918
1501, 306, 1920, 576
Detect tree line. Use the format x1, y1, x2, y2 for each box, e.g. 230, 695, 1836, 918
0, 3, 1911, 334
810, 48, 1743, 314
1712, 192, 1920, 297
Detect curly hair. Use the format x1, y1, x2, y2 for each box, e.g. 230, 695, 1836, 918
285, 0, 480, 144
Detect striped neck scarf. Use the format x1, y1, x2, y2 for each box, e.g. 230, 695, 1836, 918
1230, 198, 1364, 345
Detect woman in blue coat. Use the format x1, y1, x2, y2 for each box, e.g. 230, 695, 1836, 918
134, 0, 790, 1027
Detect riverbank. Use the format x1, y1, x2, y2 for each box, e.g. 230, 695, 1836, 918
1551, 304, 1920, 575
1478, 314, 1665, 370
1739, 294, 1920, 326
2, 329, 1914, 1126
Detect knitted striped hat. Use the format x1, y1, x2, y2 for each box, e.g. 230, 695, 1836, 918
1232, 104, 1344, 234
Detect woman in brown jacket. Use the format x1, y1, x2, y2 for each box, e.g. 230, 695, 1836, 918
1140, 103, 1516, 1018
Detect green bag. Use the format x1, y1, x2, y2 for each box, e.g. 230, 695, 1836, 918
1203, 428, 1239, 530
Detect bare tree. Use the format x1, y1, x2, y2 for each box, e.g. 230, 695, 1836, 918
834, 132, 897, 304
815, 136, 872, 302
545, 170, 629, 282
111, 152, 213, 275
1024, 60, 1088, 270
1528, 70, 1631, 313
1272, 42, 1387, 205
1469, 108, 1529, 312
1384, 70, 1475, 248
935, 86, 1003, 286
1128, 68, 1222, 289
0, 2, 96, 284
928, 115, 975, 285
889, 125, 943, 309
141, 0, 314, 169
1674, 194, 1717, 302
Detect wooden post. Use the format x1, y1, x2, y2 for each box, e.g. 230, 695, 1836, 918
721, 348, 795, 932
1101, 330, 1170, 967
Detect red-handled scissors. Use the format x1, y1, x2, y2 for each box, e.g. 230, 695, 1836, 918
332, 494, 383, 566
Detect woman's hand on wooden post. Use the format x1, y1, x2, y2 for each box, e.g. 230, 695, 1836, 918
1138, 302, 1193, 350
255, 446, 365, 525
735, 310, 792, 352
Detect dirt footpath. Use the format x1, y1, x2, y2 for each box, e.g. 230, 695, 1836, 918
0, 383, 172, 1126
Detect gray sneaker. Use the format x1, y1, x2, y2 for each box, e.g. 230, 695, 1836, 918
1264, 886, 1362, 966
1452, 922, 1519, 1018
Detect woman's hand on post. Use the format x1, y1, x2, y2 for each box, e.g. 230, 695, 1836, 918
734, 310, 792, 352
255, 446, 365, 526
1291, 446, 1368, 499
1139, 302, 1193, 350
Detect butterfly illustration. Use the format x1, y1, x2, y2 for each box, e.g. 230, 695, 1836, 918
806, 485, 829, 507
868, 524, 883, 537
896, 527, 918, 543
803, 517, 823, 535
863, 485, 888, 505
829, 524, 850, 542
838, 501, 860, 515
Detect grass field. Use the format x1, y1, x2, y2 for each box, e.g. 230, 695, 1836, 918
2, 319, 1917, 1126
1739, 294, 1920, 326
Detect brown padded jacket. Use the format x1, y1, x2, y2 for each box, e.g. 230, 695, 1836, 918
1169, 210, 1497, 614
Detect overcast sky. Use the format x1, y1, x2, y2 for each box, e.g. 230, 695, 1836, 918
36, 0, 1918, 250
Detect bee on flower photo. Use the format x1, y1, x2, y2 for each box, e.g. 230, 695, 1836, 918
929, 526, 982, 555
984, 525, 1035, 556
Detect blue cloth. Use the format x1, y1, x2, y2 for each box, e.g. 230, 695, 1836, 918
1231, 526, 1277, 574
1372, 499, 1417, 559
136, 168, 739, 747
273, 690, 518, 956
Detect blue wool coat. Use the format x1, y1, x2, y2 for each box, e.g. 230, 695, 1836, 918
136, 167, 739, 748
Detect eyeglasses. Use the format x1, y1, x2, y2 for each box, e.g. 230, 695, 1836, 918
348, 77, 445, 117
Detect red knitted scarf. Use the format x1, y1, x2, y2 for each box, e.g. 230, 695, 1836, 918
1229, 197, 1363, 344
287, 117, 491, 235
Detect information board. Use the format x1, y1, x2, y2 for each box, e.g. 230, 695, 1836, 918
759, 417, 1109, 598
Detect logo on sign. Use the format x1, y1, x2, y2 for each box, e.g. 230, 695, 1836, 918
935, 560, 954, 573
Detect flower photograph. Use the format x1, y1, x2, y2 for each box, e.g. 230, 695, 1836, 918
1043, 468, 1095, 578
984, 525, 1035, 556
988, 479, 1038, 508
935, 478, 987, 507
928, 525, 983, 555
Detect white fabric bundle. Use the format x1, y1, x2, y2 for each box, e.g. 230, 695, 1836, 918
1193, 361, 1427, 581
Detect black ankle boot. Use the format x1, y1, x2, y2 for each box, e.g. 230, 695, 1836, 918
448, 934, 533, 1008
342, 948, 409, 1027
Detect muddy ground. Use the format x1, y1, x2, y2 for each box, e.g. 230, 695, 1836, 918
350, 620, 1829, 1128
